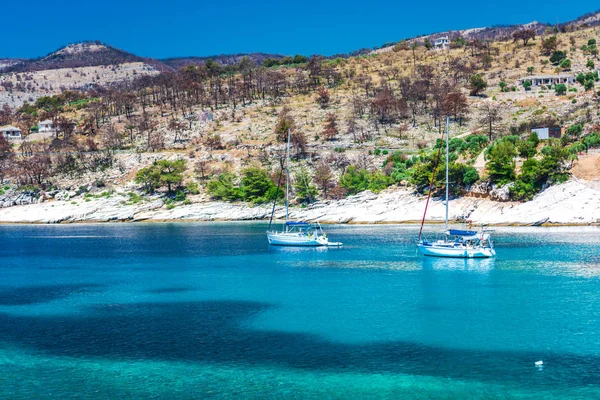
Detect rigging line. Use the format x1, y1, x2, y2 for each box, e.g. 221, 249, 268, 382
268, 157, 285, 231
417, 127, 446, 242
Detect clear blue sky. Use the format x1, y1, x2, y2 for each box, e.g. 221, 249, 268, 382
2, 1, 598, 59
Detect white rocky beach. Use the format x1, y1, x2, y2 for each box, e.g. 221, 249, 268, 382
0, 178, 598, 225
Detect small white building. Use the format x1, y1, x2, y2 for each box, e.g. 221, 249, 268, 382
38, 119, 54, 132
517, 75, 575, 87
1, 125, 22, 139
434, 37, 450, 50
531, 126, 562, 140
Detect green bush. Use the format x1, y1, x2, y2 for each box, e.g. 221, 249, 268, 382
206, 172, 242, 201
485, 140, 517, 185
549, 50, 567, 65
368, 171, 391, 192
339, 166, 392, 195
469, 74, 488, 95
174, 190, 186, 202
240, 167, 278, 204
462, 166, 480, 185
584, 132, 600, 149
186, 181, 200, 194
555, 84, 567, 95
135, 159, 187, 194
294, 167, 318, 204
339, 166, 371, 195
517, 132, 539, 159
465, 134, 489, 156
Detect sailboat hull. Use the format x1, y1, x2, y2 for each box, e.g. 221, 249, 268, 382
417, 243, 495, 258
267, 232, 328, 246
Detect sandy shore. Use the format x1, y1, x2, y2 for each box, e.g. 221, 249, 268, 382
0, 179, 598, 226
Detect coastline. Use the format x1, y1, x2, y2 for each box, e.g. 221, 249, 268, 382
0, 179, 598, 226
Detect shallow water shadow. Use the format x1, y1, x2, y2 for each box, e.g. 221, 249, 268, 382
0, 300, 599, 391
0, 284, 103, 306
147, 287, 197, 294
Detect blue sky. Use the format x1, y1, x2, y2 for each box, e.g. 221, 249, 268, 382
2, 1, 598, 59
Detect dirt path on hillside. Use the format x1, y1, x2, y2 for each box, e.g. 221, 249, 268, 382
571, 151, 600, 182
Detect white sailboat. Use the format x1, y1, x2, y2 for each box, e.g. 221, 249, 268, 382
266, 130, 342, 247
416, 118, 496, 259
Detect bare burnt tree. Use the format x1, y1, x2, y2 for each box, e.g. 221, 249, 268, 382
322, 113, 339, 140
0, 135, 13, 183
316, 86, 331, 109
443, 91, 469, 126
313, 161, 334, 196
478, 100, 503, 140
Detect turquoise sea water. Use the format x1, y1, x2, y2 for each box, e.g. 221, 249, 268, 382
1, 223, 600, 399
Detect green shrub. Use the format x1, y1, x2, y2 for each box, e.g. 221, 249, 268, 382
186, 181, 200, 194
462, 166, 480, 185
469, 74, 487, 95
485, 140, 517, 185
126, 192, 143, 204
517, 132, 539, 159
206, 172, 242, 201
174, 190, 186, 202
135, 159, 187, 194
549, 50, 567, 65
367, 171, 391, 192
294, 167, 318, 204
240, 167, 278, 204
339, 166, 371, 195
340, 166, 392, 195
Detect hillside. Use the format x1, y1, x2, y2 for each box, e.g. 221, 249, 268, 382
0, 11, 599, 224
5, 41, 158, 73
0, 62, 159, 108
162, 53, 286, 69
374, 11, 600, 53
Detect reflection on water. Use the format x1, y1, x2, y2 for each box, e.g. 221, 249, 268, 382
421, 256, 496, 273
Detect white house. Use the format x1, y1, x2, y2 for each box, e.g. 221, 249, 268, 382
434, 37, 450, 50
38, 119, 54, 132
1, 125, 22, 139
517, 75, 575, 87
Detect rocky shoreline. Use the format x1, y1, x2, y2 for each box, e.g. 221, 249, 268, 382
0, 179, 598, 226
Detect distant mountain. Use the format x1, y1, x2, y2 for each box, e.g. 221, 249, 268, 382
5, 41, 164, 73
0, 59, 22, 72
161, 53, 286, 69
3, 42, 286, 73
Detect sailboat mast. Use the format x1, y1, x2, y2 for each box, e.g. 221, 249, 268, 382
445, 116, 449, 231
285, 128, 290, 230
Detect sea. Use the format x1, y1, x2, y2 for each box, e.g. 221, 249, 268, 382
1, 223, 600, 399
